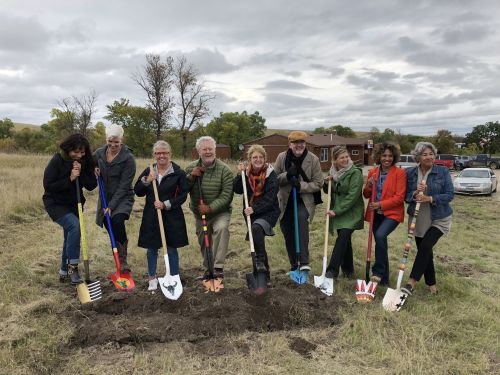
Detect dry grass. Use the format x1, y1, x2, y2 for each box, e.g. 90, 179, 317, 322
0, 153, 499, 374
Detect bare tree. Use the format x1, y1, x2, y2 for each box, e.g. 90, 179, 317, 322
174, 56, 215, 158
73, 90, 98, 136
57, 90, 98, 137
133, 54, 174, 139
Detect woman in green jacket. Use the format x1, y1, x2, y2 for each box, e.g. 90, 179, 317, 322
325, 146, 365, 279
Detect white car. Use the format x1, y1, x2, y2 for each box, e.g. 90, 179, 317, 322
453, 168, 497, 195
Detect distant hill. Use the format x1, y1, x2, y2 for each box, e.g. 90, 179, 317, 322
14, 123, 40, 131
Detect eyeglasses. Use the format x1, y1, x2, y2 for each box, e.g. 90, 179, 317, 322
155, 152, 170, 156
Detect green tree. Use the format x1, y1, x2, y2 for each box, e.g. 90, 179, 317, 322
464, 121, 500, 154
313, 124, 355, 137
0, 118, 14, 139
105, 99, 156, 157
204, 111, 266, 158
432, 129, 455, 154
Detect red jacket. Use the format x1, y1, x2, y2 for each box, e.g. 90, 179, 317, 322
363, 165, 406, 223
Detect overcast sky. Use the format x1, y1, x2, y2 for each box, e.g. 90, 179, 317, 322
1, 0, 499, 135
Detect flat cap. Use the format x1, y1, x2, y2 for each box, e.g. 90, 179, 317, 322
288, 130, 308, 142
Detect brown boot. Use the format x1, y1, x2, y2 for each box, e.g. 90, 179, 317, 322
117, 240, 131, 273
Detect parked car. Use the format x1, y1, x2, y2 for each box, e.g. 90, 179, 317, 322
453, 168, 497, 195
464, 154, 500, 169
397, 154, 417, 169
434, 154, 455, 169
454, 155, 473, 170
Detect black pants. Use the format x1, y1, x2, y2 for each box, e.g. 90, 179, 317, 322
103, 213, 128, 244
410, 226, 443, 286
280, 198, 309, 270
326, 228, 354, 277
251, 223, 269, 272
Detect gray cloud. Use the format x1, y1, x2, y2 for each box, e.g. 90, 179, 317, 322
0, 13, 50, 52
263, 80, 311, 90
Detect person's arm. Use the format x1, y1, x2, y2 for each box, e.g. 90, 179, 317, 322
430, 168, 454, 206
333, 170, 363, 216
233, 174, 244, 195
274, 153, 289, 186
251, 172, 279, 215
363, 169, 374, 199
380, 169, 407, 211
134, 167, 150, 197
107, 155, 136, 211
43, 155, 73, 193
81, 167, 98, 191
168, 172, 189, 209
299, 157, 323, 193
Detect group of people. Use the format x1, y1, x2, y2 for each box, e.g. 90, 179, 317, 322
42, 126, 454, 298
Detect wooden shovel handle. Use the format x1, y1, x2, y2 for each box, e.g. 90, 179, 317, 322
151, 164, 168, 258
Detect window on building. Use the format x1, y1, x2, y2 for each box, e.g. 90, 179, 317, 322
351, 149, 359, 156
320, 148, 328, 162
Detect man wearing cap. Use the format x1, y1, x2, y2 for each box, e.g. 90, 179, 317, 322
274, 131, 323, 274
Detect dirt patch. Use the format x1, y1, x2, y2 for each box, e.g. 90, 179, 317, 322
288, 336, 317, 358
436, 255, 483, 277
65, 270, 344, 353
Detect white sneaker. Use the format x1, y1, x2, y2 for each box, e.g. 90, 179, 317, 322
148, 278, 158, 291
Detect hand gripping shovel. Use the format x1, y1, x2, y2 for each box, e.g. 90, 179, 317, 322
151, 166, 183, 300
314, 178, 334, 296
241, 168, 267, 295
97, 176, 135, 292
356, 172, 378, 303
197, 178, 222, 293
289, 186, 309, 284
75, 178, 102, 304
382, 181, 425, 312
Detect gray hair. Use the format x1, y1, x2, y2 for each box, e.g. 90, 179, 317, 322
152, 140, 171, 154
106, 124, 124, 140
195, 136, 216, 150
412, 141, 437, 162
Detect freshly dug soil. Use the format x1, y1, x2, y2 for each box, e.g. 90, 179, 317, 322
67, 270, 344, 348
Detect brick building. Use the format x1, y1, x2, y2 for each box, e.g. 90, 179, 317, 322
243, 133, 373, 170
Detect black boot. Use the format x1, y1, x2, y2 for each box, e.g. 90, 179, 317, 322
118, 240, 131, 273
68, 264, 83, 285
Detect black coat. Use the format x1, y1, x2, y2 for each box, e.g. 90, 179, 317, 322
43, 153, 97, 221
134, 162, 189, 249
233, 166, 280, 228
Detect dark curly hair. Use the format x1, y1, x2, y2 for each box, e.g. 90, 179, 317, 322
372, 142, 401, 165
59, 133, 95, 172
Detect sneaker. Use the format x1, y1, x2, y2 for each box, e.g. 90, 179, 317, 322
59, 270, 68, 283
370, 275, 382, 283
148, 278, 158, 291
299, 265, 311, 272
214, 268, 224, 279
401, 283, 414, 295
325, 270, 335, 279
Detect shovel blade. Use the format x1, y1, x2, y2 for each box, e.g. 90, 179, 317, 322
202, 277, 224, 293
111, 271, 135, 292
290, 269, 309, 285
246, 271, 267, 296
76, 280, 102, 304
158, 274, 183, 300
382, 287, 409, 312
355, 279, 377, 304
314, 275, 334, 296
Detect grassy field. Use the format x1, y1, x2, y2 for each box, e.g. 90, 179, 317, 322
0, 152, 498, 375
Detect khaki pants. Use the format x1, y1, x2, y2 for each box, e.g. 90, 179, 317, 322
195, 211, 231, 270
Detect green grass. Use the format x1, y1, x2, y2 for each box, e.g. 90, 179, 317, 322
0, 153, 499, 374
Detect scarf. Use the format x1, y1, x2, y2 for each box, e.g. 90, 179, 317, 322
330, 159, 354, 182
284, 148, 308, 172
248, 164, 268, 205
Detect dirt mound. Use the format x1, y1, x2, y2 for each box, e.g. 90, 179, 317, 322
67, 271, 344, 349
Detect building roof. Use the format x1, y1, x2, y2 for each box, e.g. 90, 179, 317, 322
244, 133, 368, 146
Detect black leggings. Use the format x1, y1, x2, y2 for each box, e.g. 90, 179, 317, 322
251, 222, 269, 271
326, 228, 354, 277
103, 213, 128, 244
410, 226, 443, 286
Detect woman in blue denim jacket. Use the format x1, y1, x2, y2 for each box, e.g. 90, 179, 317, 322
401, 142, 454, 296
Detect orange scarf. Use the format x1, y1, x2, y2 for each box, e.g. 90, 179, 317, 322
248, 164, 267, 206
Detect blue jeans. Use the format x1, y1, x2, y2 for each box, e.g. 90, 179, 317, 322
371, 214, 399, 284
147, 247, 179, 277
55, 213, 81, 272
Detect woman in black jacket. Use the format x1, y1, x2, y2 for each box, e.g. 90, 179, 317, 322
233, 145, 280, 282
42, 133, 97, 284
134, 141, 189, 291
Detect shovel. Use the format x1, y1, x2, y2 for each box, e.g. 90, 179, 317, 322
97, 176, 135, 292
314, 178, 334, 296
75, 178, 102, 304
151, 165, 183, 300
356, 172, 378, 303
240, 168, 267, 295
382, 181, 425, 312
289, 186, 309, 284
197, 178, 222, 293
